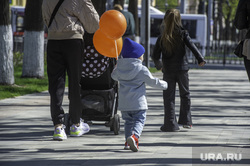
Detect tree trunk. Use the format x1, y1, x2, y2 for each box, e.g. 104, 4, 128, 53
22, 0, 44, 78
218, 1, 223, 41
0, 0, 14, 85
23, 31, 44, 77
198, 0, 205, 14
213, 0, 218, 41
87, 0, 106, 45
92, 0, 107, 17
225, 1, 232, 41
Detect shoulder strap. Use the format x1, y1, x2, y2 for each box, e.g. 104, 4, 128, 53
48, 0, 64, 28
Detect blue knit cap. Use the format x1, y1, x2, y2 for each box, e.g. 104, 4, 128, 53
121, 38, 145, 58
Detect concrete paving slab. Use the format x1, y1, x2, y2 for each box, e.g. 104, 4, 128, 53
0, 69, 250, 166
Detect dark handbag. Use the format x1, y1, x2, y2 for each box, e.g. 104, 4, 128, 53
234, 40, 244, 58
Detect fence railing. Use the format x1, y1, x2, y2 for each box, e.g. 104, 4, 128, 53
14, 37, 244, 67
185, 40, 244, 66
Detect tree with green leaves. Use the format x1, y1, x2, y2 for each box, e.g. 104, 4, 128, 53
0, 0, 14, 85
155, 0, 179, 12
221, 0, 238, 40
22, 0, 44, 78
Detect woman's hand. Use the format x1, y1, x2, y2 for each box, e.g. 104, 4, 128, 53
199, 61, 206, 67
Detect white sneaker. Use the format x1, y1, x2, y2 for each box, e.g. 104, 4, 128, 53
53, 125, 67, 141
183, 125, 192, 129
70, 120, 90, 137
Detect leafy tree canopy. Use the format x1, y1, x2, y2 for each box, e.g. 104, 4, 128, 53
222, 0, 238, 21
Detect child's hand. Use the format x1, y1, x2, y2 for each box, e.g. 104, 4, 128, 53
199, 61, 206, 66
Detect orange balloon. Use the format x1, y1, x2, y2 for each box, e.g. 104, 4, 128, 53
93, 29, 123, 58
99, 10, 127, 40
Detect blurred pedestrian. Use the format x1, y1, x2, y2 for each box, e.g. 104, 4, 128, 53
113, 4, 135, 40
42, 0, 99, 140
151, 9, 206, 132
111, 38, 168, 152
234, 0, 250, 82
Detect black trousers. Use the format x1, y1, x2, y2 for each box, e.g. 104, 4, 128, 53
162, 70, 192, 131
244, 56, 250, 82
47, 39, 84, 126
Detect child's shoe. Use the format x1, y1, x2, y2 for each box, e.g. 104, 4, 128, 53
124, 142, 130, 150
183, 125, 192, 129
53, 125, 67, 141
70, 120, 90, 137
127, 134, 139, 152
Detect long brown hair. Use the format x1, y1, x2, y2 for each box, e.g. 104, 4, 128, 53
161, 9, 183, 54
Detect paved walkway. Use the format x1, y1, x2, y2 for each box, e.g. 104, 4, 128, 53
0, 69, 250, 166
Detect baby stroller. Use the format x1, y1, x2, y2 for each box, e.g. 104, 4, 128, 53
63, 33, 120, 135
79, 45, 120, 135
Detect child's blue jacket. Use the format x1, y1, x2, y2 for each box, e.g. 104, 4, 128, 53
111, 58, 168, 111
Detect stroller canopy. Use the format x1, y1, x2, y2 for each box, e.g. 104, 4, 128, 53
82, 45, 110, 78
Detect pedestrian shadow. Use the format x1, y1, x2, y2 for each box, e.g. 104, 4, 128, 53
0, 158, 202, 166
0, 117, 52, 141
0, 104, 50, 108
2, 145, 245, 166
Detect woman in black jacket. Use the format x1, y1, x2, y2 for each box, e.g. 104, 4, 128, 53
151, 9, 206, 132
234, 0, 250, 81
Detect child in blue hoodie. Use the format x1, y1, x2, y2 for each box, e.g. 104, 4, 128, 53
111, 38, 168, 152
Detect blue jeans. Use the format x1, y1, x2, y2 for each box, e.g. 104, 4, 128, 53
121, 110, 146, 141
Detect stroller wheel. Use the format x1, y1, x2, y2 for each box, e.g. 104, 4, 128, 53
113, 114, 120, 135
110, 123, 114, 131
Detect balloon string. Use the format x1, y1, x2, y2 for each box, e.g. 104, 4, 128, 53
115, 40, 118, 60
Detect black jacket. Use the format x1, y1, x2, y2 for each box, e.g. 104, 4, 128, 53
120, 10, 135, 36
151, 29, 205, 72
234, 0, 250, 38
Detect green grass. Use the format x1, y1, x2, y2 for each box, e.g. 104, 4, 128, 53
149, 67, 159, 73
204, 55, 243, 61
0, 65, 49, 100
